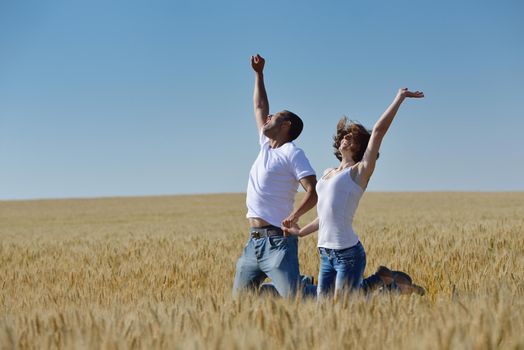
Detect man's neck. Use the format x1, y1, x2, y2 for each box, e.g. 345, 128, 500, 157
269, 136, 290, 149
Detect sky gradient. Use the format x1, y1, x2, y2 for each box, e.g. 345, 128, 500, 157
1, 0, 523, 200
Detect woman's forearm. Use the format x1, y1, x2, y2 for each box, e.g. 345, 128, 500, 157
299, 217, 320, 237
373, 93, 405, 134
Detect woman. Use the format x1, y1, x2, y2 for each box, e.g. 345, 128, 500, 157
283, 88, 425, 298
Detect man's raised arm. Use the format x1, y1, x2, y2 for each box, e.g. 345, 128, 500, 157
251, 54, 269, 131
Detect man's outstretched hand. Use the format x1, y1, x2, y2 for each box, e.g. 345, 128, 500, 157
251, 54, 265, 74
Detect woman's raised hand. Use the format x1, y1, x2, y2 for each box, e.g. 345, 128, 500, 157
398, 88, 424, 99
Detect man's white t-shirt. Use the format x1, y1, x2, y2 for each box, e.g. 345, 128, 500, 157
246, 132, 316, 227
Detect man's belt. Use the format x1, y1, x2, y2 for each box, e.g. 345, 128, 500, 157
250, 225, 284, 239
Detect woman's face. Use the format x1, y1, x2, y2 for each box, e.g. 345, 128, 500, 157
338, 131, 360, 159
339, 132, 353, 152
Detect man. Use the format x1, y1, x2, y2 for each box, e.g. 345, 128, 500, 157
232, 54, 318, 298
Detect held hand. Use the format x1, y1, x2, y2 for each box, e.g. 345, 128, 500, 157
282, 222, 301, 237
281, 213, 298, 229
397, 88, 424, 99
251, 54, 265, 74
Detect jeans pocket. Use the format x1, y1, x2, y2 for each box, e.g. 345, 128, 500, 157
335, 249, 357, 267
318, 248, 330, 260
268, 236, 287, 249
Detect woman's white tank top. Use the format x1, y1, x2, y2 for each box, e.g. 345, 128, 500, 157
316, 167, 364, 249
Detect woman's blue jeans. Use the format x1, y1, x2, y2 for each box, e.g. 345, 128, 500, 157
317, 241, 367, 298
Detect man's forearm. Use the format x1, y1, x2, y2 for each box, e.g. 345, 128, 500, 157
254, 72, 269, 114
290, 190, 318, 221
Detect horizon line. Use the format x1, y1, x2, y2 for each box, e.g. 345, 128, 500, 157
1, 190, 524, 202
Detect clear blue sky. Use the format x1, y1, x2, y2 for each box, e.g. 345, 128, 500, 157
1, 0, 523, 200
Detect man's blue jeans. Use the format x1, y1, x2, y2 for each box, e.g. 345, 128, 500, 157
317, 241, 379, 298
233, 233, 300, 298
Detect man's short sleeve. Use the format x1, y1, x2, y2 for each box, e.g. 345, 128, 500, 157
290, 148, 316, 180
259, 131, 269, 147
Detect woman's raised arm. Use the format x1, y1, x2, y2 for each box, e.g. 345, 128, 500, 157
357, 88, 424, 185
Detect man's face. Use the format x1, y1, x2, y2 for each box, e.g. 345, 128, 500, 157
263, 112, 286, 137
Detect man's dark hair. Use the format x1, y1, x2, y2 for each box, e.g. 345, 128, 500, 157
281, 110, 303, 141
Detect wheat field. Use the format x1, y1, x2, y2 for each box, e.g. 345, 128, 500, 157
0, 192, 523, 349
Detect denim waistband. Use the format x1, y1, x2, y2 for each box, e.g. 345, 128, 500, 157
318, 241, 362, 255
